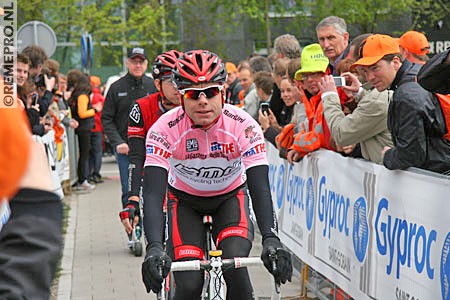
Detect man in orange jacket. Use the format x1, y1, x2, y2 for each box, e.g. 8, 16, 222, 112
276, 44, 346, 163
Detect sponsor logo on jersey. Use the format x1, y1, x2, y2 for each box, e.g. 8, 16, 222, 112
146, 144, 171, 159
244, 125, 262, 143
186, 139, 199, 152
179, 248, 201, 256
128, 126, 145, 138
129, 104, 141, 123
223, 109, 245, 123
243, 143, 266, 157
174, 161, 241, 179
118, 92, 128, 97
148, 131, 171, 149
185, 153, 208, 159
168, 113, 185, 128
210, 141, 235, 154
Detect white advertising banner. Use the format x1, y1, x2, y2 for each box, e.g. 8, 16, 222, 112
266, 143, 450, 300
37, 131, 64, 199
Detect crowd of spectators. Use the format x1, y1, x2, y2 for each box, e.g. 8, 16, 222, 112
228, 16, 450, 175
13, 20, 450, 186
14, 45, 108, 193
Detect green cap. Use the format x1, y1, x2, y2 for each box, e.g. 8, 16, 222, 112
295, 44, 329, 80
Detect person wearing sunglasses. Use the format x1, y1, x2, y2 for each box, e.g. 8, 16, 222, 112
140, 50, 292, 299
120, 50, 183, 240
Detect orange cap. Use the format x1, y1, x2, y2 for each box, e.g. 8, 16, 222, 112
90, 75, 101, 87
398, 31, 430, 55
225, 62, 237, 74
352, 34, 400, 67
0, 107, 31, 199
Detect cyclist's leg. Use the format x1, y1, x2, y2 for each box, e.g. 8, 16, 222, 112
166, 191, 206, 300
214, 186, 255, 300
220, 237, 254, 300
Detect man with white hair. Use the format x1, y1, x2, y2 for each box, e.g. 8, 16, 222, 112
316, 16, 351, 75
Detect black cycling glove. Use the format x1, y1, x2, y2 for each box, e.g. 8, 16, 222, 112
261, 236, 293, 284
141, 243, 172, 293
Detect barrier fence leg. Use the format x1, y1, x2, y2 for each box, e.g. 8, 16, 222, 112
300, 264, 308, 298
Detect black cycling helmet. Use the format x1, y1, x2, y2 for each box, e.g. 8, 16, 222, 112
172, 50, 227, 90
152, 50, 183, 81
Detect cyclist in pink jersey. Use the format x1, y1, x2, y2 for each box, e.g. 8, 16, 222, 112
139, 50, 292, 299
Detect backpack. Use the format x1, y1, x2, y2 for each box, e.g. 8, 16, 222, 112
401, 73, 450, 141
435, 93, 450, 140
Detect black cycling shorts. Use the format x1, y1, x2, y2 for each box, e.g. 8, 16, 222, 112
165, 184, 255, 261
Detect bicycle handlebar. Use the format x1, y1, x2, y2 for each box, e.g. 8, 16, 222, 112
170, 256, 262, 272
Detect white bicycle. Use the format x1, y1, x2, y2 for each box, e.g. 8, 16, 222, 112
157, 216, 282, 300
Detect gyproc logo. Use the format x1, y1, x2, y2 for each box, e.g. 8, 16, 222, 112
352, 197, 369, 263
375, 198, 436, 280
305, 177, 315, 231
317, 176, 350, 239
441, 232, 450, 300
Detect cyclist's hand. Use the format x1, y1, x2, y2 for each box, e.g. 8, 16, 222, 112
119, 200, 140, 234
141, 243, 172, 293
261, 237, 293, 284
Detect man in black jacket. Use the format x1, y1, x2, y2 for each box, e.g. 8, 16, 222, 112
102, 47, 157, 207
352, 34, 450, 174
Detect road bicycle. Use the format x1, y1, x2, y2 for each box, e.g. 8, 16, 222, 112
157, 215, 282, 300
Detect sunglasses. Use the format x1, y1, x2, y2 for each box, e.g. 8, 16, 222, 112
179, 85, 224, 100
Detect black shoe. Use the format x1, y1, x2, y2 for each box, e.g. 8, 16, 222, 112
92, 174, 104, 183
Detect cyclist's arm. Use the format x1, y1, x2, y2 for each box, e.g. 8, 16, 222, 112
128, 103, 146, 200
246, 165, 278, 241
142, 166, 168, 247
128, 138, 145, 200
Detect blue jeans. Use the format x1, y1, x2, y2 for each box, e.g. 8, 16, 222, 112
114, 150, 129, 208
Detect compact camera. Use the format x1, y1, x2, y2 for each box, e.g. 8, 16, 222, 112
333, 76, 346, 87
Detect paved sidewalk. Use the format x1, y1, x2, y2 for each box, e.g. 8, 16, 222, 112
57, 157, 302, 300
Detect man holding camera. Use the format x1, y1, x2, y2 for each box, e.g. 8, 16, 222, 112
318, 34, 394, 165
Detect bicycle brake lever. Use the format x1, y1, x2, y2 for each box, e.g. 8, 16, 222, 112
268, 249, 281, 294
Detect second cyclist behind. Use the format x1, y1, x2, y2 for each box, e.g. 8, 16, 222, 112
119, 50, 183, 237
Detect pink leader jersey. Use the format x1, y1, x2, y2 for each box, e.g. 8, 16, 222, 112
144, 104, 268, 197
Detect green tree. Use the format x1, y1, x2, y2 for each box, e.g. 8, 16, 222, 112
410, 0, 450, 31
300, 0, 417, 33
18, 0, 174, 70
